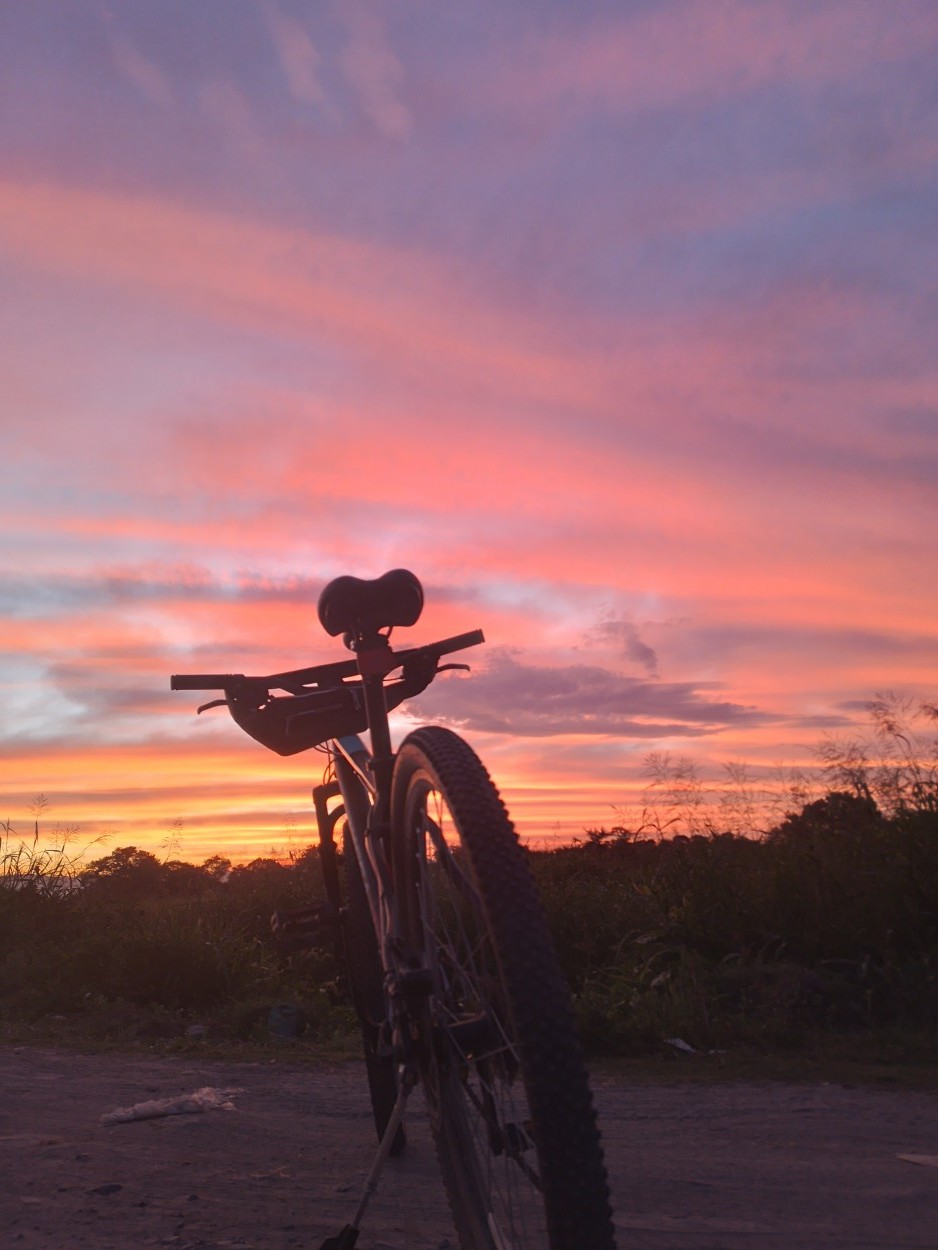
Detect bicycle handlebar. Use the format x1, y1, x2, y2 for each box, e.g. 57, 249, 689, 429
169, 629, 485, 693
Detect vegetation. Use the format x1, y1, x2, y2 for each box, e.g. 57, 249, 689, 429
540, 694, 938, 1067
1, 695, 935, 1075
0, 826, 350, 1051
537, 794, 938, 1058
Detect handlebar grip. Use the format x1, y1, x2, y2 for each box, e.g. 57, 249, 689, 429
425, 629, 485, 656
170, 674, 244, 691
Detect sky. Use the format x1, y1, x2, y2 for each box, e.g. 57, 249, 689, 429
2, 0, 937, 864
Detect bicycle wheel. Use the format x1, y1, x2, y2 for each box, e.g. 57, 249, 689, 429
342, 825, 405, 1156
391, 726, 616, 1250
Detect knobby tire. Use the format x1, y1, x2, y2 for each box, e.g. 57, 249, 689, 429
391, 726, 616, 1250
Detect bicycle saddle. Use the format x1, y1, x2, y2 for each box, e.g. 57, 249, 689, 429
317, 569, 424, 638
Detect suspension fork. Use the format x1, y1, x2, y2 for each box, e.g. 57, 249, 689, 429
312, 779, 344, 911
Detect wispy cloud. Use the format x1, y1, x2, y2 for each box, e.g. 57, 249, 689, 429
105, 27, 174, 110
0, 568, 325, 618
0, 179, 614, 409
410, 652, 768, 739
259, 0, 327, 108
495, 1, 938, 115
339, 5, 412, 138
586, 618, 659, 677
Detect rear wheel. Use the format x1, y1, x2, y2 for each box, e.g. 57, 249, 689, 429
342, 826, 404, 1156
392, 727, 616, 1250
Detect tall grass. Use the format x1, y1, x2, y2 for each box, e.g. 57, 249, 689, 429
1, 795, 103, 898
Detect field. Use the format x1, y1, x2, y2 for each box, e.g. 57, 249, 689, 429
2, 787, 937, 1082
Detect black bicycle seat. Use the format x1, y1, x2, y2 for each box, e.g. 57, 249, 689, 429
317, 569, 424, 638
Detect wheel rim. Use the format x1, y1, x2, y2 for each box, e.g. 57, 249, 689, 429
407, 776, 548, 1250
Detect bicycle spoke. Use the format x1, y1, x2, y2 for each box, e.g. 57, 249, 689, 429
413, 783, 548, 1246
393, 727, 616, 1250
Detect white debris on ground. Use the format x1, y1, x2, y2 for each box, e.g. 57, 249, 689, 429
101, 1086, 241, 1125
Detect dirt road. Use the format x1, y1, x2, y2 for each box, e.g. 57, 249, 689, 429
2, 1046, 936, 1249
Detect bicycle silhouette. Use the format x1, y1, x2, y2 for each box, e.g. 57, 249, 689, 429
172, 569, 616, 1250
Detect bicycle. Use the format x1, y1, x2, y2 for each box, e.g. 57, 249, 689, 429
171, 569, 617, 1250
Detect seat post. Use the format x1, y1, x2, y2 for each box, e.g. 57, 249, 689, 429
355, 637, 397, 822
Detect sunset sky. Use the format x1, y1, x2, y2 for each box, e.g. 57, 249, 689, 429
2, 1, 936, 864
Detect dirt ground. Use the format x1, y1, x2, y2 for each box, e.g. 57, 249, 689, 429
2, 1046, 937, 1250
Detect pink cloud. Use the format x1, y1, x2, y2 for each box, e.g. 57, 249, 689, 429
0, 178, 625, 410
105, 28, 174, 110
339, 4, 412, 138
259, 0, 327, 109
501, 1, 938, 114
4, 177, 928, 498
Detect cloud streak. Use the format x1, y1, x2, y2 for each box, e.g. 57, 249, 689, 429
260, 0, 327, 110
410, 652, 769, 739
0, 568, 325, 618
493, 1, 938, 116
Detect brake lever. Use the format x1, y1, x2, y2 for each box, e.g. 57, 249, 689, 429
197, 698, 230, 714
436, 663, 470, 674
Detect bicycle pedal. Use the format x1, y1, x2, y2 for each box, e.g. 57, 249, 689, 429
446, 1011, 493, 1056
270, 902, 339, 949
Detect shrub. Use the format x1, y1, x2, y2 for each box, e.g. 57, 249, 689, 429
530, 792, 938, 1055
0, 842, 335, 1038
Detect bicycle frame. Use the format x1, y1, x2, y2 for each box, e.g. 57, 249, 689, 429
327, 709, 443, 1038
329, 736, 392, 973
171, 584, 617, 1250
319, 627, 454, 1007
